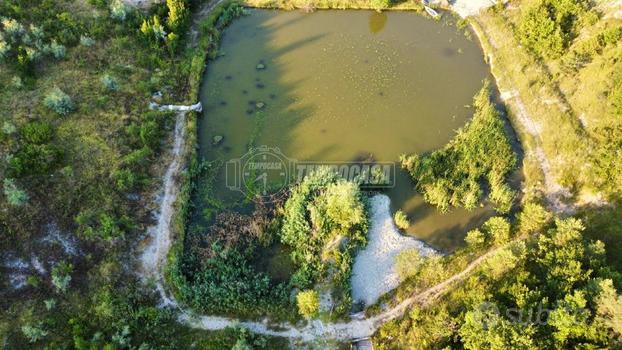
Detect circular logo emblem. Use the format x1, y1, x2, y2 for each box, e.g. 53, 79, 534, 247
240, 147, 290, 200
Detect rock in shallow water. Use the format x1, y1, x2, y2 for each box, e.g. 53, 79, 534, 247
213, 135, 224, 145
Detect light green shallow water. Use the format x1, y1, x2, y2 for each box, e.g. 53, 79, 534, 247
198, 9, 494, 250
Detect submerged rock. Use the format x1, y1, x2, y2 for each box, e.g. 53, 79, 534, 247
213, 135, 224, 145
256, 83, 265, 89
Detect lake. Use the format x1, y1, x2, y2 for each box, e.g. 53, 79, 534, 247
198, 9, 494, 251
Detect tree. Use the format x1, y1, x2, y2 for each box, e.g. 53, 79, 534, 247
517, 202, 550, 234
296, 290, 320, 318
460, 305, 537, 350
465, 229, 486, 248
595, 279, 622, 339
482, 217, 511, 245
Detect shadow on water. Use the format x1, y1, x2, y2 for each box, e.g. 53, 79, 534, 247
196, 9, 508, 253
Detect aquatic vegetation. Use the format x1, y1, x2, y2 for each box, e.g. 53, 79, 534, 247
401, 81, 516, 213
393, 210, 409, 230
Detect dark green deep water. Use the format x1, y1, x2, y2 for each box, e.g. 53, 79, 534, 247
198, 9, 494, 250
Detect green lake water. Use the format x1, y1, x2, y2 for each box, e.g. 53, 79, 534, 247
198, 9, 494, 251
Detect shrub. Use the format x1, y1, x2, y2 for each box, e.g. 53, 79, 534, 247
611, 83, 622, 118
167, 0, 188, 30
517, 0, 592, 59
465, 228, 486, 248
141, 16, 167, 42
2, 121, 16, 134
296, 290, 320, 318
44, 88, 74, 116
602, 26, 622, 46
11, 76, 23, 89
395, 248, 424, 280
51, 261, 73, 293
394, 210, 410, 230
49, 40, 65, 59
482, 217, 511, 245
80, 35, 96, 47
3, 178, 28, 206
101, 74, 119, 91
0, 40, 10, 61
110, 0, 130, 21
22, 121, 53, 144
21, 323, 48, 343
517, 202, 550, 234
371, 0, 391, 10
2, 18, 25, 38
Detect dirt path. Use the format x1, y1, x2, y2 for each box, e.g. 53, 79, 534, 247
137, 0, 520, 343
139, 112, 505, 339
429, 0, 499, 18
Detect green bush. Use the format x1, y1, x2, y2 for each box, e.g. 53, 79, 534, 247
3, 178, 29, 206
21, 323, 48, 343
482, 217, 511, 245
51, 261, 73, 293
464, 228, 486, 248
101, 74, 119, 91
517, 0, 593, 59
296, 290, 320, 319
394, 210, 410, 230
110, 0, 130, 21
44, 88, 74, 116
371, 0, 391, 10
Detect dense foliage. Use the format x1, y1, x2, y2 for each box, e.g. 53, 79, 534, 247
517, 0, 595, 59
173, 180, 292, 318
376, 206, 622, 349
0, 0, 262, 348
281, 167, 369, 316
401, 81, 516, 213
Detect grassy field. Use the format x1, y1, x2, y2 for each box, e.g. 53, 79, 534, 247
470, 1, 622, 207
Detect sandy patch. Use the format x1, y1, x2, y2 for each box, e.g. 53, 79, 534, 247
351, 194, 437, 306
